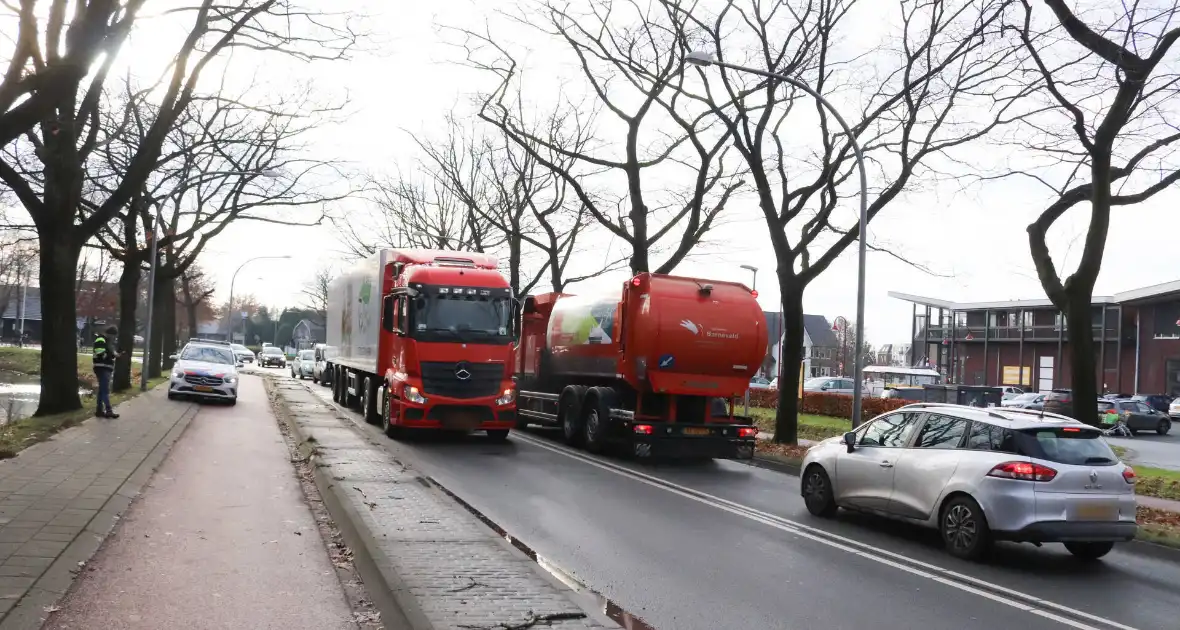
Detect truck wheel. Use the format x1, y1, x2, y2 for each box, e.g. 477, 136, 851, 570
382, 387, 404, 440
559, 385, 588, 447
331, 368, 342, 403
361, 377, 380, 424
581, 388, 615, 454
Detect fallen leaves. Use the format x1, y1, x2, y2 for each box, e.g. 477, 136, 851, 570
754, 442, 810, 460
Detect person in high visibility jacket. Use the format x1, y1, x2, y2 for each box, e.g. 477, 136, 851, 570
92, 326, 119, 418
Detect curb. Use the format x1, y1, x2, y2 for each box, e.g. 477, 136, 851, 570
265, 378, 620, 630
0, 396, 198, 630
750, 453, 802, 476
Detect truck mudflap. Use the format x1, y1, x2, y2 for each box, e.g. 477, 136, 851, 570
614, 412, 757, 460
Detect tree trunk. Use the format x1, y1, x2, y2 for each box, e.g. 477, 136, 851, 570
113, 258, 141, 391
1065, 294, 1098, 426
773, 289, 805, 444
148, 278, 166, 379
161, 276, 177, 371
35, 230, 83, 416
180, 273, 199, 339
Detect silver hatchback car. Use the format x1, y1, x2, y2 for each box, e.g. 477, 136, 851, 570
800, 403, 1137, 561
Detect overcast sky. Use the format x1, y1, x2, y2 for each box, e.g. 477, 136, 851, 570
178, 0, 1180, 346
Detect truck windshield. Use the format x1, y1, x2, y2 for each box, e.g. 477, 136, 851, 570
411, 287, 512, 344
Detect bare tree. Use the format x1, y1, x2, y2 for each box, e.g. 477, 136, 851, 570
301, 264, 332, 326
90, 81, 350, 381
0, 0, 356, 415
179, 265, 216, 341
663, 0, 1029, 442
0, 231, 36, 342
457, 0, 743, 276
998, 1, 1180, 423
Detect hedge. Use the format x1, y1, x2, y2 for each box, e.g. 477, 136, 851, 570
748, 389, 909, 422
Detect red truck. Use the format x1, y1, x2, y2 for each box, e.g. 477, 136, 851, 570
325, 249, 518, 440
513, 272, 767, 459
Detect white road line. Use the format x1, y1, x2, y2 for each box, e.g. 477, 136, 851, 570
510, 431, 1138, 630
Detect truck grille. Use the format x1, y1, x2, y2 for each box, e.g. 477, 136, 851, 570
420, 361, 503, 399
184, 374, 224, 386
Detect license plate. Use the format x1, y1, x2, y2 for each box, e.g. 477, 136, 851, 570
1073, 502, 1118, 521
194, 385, 213, 393
683, 427, 710, 436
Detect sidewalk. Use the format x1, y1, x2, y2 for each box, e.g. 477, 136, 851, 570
269, 379, 618, 630
43, 377, 359, 629
0, 387, 195, 628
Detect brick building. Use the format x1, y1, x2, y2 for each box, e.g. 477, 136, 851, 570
890, 280, 1180, 397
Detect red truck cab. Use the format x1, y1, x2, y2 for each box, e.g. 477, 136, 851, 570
326, 249, 517, 440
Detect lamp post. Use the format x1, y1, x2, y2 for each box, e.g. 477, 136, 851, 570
227, 256, 292, 346
140, 169, 279, 391
686, 51, 870, 429
740, 264, 758, 417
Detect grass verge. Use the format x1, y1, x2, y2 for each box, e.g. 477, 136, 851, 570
750, 407, 849, 442
1134, 465, 1180, 501
0, 377, 168, 459
1137, 506, 1180, 548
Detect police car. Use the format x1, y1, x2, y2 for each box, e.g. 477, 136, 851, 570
167, 339, 240, 404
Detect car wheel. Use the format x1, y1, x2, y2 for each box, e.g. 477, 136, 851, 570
487, 429, 509, 443
940, 496, 991, 561
802, 465, 838, 518
1158, 419, 1171, 435
1064, 541, 1115, 561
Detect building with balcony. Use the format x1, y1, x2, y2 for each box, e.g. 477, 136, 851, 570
890, 280, 1180, 396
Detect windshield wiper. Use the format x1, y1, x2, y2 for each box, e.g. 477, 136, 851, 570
425, 327, 458, 337
1084, 456, 1114, 464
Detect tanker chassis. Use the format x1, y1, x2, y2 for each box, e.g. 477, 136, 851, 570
513, 273, 767, 459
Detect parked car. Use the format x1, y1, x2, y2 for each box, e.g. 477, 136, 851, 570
1041, 389, 1073, 416
1171, 397, 1180, 420
1001, 392, 1045, 410
167, 342, 239, 405
1104, 398, 1171, 435
803, 377, 855, 395
258, 346, 286, 368
291, 349, 315, 379
230, 343, 255, 364
1131, 394, 1174, 414
800, 403, 1136, 561
1000, 386, 1024, 401
749, 376, 772, 390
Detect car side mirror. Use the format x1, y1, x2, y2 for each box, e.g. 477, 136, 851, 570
821, 385, 829, 391
168, 354, 178, 360
843, 431, 857, 453
236, 362, 244, 368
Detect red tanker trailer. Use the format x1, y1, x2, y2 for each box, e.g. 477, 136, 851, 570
513, 272, 768, 459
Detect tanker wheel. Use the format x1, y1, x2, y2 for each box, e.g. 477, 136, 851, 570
560, 385, 588, 447
331, 368, 343, 403
581, 388, 614, 455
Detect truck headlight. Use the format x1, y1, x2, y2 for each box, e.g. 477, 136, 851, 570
495, 388, 516, 406
404, 385, 427, 404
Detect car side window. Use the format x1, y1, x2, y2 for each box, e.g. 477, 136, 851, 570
966, 422, 1017, 452
1117, 402, 1136, 413
1137, 402, 1155, 414
915, 414, 969, 449
859, 413, 920, 447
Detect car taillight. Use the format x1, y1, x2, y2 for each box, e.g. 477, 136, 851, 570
737, 427, 758, 438
633, 424, 653, 435
987, 461, 1057, 482
1123, 466, 1136, 484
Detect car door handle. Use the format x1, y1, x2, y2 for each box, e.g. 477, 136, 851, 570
879, 461, 894, 468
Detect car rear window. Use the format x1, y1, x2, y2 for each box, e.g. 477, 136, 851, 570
1096, 401, 1115, 412
1015, 428, 1118, 466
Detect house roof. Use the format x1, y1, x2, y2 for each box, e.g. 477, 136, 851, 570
890, 278, 1180, 311
803, 314, 839, 347
0, 286, 39, 321
294, 319, 326, 341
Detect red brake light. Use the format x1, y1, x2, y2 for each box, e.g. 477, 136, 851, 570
631, 277, 642, 287
1123, 466, 1136, 483
987, 461, 1057, 482
633, 424, 653, 435
737, 427, 758, 438
1062, 427, 1080, 432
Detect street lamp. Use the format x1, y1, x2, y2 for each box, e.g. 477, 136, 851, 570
687, 50, 870, 428
227, 256, 292, 347
139, 169, 280, 391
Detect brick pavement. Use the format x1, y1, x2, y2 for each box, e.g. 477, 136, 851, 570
270, 380, 617, 630
0, 388, 195, 629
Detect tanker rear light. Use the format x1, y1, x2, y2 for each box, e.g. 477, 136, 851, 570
630, 277, 642, 287
633, 424, 654, 435
737, 427, 758, 438
751, 289, 759, 298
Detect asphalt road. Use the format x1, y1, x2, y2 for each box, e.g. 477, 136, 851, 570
1107, 431, 1180, 470
286, 371, 1180, 630
47, 376, 356, 630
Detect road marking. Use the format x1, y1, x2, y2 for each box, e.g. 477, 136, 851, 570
510, 431, 1138, 630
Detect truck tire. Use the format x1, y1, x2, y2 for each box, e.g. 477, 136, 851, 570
382, 385, 405, 440
361, 377, 379, 424
582, 387, 616, 455
331, 367, 343, 404
559, 385, 588, 446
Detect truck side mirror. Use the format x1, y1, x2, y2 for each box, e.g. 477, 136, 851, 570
381, 295, 395, 333
510, 299, 522, 341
